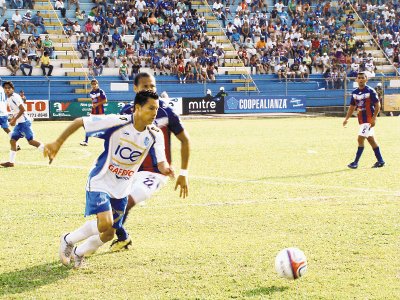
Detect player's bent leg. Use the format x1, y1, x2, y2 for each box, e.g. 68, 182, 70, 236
96, 210, 114, 237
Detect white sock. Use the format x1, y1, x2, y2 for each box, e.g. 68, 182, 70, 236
9, 150, 16, 163
75, 234, 104, 257
37, 143, 44, 153
8, 132, 12, 139
66, 220, 99, 244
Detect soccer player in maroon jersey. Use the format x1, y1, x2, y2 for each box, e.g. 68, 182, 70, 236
343, 72, 385, 169
80, 79, 108, 146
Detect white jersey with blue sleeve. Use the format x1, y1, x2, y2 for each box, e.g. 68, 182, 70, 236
0, 87, 8, 116
7, 92, 30, 124
83, 114, 166, 199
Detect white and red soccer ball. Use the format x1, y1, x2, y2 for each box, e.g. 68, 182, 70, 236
275, 247, 307, 280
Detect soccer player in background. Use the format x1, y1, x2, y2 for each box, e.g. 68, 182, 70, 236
343, 72, 385, 169
80, 79, 108, 146
48, 91, 175, 268
110, 72, 190, 251
0, 81, 44, 168
0, 85, 12, 138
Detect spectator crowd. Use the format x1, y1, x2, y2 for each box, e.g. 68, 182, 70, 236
0, 0, 399, 84
218, 0, 399, 86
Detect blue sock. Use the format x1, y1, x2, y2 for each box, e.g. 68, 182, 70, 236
115, 210, 130, 241
84, 135, 89, 143
116, 226, 129, 241
373, 147, 384, 163
354, 147, 364, 163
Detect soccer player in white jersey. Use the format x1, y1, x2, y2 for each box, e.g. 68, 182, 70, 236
0, 85, 11, 137
45, 90, 175, 268
1, 81, 44, 168
110, 73, 190, 251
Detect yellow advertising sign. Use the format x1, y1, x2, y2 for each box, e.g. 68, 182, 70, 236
384, 94, 400, 112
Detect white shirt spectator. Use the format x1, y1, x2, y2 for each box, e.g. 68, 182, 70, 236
173, 8, 183, 15
274, 1, 285, 13
72, 23, 81, 33
141, 31, 151, 41
365, 61, 375, 72
171, 23, 180, 34
321, 54, 330, 66
93, 23, 100, 33
226, 23, 235, 34
299, 64, 308, 74
126, 15, 136, 25
135, 0, 146, 12
0, 28, 8, 42
12, 12, 22, 24
160, 55, 170, 66
176, 16, 185, 25
55, 0, 65, 9
213, 1, 223, 10
385, 47, 394, 57
233, 16, 242, 28
350, 63, 359, 72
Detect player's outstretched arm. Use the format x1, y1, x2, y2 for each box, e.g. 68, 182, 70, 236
44, 118, 84, 164
343, 105, 355, 127
175, 130, 190, 199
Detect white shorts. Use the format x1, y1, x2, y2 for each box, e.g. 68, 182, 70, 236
130, 171, 168, 204
358, 123, 374, 137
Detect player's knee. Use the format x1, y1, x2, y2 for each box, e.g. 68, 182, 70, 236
97, 220, 113, 233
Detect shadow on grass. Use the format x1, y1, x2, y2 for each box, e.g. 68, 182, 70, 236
243, 286, 289, 297
0, 261, 70, 297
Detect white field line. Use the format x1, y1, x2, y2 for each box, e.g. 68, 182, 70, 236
14, 162, 400, 196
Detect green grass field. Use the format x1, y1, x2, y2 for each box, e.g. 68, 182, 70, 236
0, 116, 399, 299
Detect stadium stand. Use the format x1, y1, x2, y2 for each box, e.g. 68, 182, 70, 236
0, 0, 398, 105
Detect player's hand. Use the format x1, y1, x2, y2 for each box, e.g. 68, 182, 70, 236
44, 141, 61, 164
175, 175, 188, 199
343, 119, 348, 127
370, 117, 376, 127
9, 118, 16, 126
157, 162, 175, 178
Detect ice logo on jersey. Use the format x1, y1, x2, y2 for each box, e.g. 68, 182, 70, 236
144, 137, 150, 147
114, 145, 143, 163
226, 97, 239, 109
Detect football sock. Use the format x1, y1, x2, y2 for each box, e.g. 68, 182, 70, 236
8, 132, 12, 139
75, 234, 104, 256
115, 210, 130, 240
66, 220, 99, 244
354, 147, 364, 163
373, 147, 384, 162
115, 226, 129, 241
9, 150, 16, 163
122, 209, 130, 225
84, 135, 88, 143
37, 143, 45, 153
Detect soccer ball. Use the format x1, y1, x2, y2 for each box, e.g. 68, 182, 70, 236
275, 247, 307, 280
